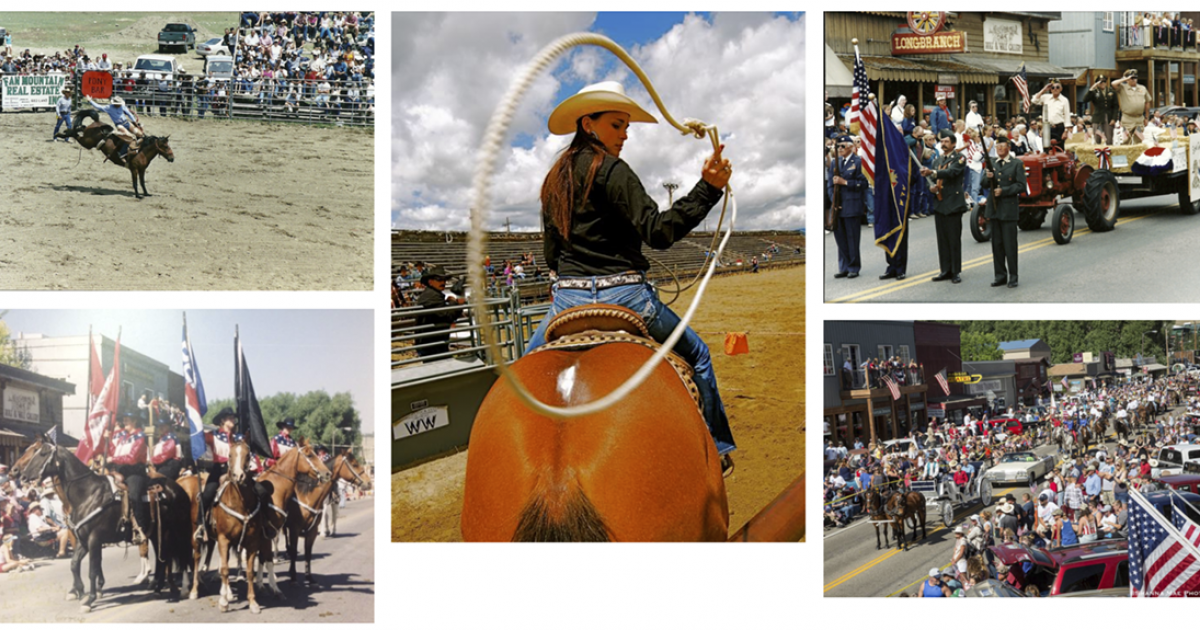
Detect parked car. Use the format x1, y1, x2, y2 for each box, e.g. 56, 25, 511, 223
983, 451, 1056, 485
196, 37, 229, 57
1151, 442, 1200, 479
984, 416, 1025, 435
158, 23, 196, 52
133, 54, 178, 81
1156, 105, 1200, 121
990, 539, 1129, 597
1157, 474, 1200, 495
204, 55, 234, 81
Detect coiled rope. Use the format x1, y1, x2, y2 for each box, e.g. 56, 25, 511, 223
468, 32, 736, 418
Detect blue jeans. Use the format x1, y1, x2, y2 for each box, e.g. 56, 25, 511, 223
53, 112, 71, 137
525, 278, 735, 455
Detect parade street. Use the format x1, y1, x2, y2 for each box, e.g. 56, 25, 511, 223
824, 194, 1200, 303
824, 439, 1059, 597
0, 499, 374, 623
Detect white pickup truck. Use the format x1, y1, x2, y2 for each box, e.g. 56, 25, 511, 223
132, 54, 179, 81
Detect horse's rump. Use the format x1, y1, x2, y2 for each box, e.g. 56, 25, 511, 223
462, 324, 726, 542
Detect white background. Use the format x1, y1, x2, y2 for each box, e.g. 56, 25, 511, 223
14, 2, 1195, 629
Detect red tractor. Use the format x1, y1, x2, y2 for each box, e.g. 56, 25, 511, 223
970, 145, 1120, 245
970, 141, 1199, 245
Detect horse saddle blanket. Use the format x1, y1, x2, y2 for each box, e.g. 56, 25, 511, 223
534, 305, 702, 414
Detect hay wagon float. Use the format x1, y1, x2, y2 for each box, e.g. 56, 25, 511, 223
970, 134, 1200, 245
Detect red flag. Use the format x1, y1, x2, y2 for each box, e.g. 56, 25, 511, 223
76, 333, 121, 463
88, 332, 105, 410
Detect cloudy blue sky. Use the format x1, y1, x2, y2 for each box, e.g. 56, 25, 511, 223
3, 310, 374, 434
392, 12, 805, 232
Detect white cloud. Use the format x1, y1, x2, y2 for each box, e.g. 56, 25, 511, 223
393, 12, 804, 233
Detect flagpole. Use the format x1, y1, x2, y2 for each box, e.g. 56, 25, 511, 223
87, 324, 93, 420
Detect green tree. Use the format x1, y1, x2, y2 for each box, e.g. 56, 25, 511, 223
0, 317, 32, 369
961, 331, 1002, 361
202, 391, 363, 452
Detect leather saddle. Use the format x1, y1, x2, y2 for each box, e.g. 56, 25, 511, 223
533, 305, 702, 413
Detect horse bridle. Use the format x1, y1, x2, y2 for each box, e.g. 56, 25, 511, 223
331, 455, 367, 487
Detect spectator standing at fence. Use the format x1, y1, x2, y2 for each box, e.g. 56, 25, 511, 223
317, 78, 332, 115
414, 266, 465, 363
53, 87, 73, 142
156, 74, 172, 116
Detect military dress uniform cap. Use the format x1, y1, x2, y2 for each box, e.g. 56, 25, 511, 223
837, 135, 854, 145
1124, 69, 1138, 79
993, 135, 1009, 144
937, 129, 955, 141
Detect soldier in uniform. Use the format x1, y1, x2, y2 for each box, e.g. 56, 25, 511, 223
1083, 75, 1119, 145
920, 129, 967, 284
984, 136, 1027, 289
827, 135, 866, 279
1113, 69, 1151, 145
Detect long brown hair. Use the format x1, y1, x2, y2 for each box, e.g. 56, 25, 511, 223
541, 114, 610, 241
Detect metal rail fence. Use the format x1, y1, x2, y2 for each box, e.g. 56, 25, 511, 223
68, 71, 374, 127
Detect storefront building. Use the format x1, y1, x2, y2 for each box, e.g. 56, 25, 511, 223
0, 364, 75, 467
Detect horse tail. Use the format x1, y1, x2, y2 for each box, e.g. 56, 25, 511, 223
511, 487, 610, 542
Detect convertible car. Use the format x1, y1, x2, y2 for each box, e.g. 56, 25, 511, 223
983, 451, 1055, 485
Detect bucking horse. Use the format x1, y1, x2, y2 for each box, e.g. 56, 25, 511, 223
55, 108, 174, 199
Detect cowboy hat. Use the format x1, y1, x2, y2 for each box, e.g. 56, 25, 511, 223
999, 502, 1015, 514
276, 417, 297, 430
111, 95, 125, 106
213, 407, 237, 424
547, 81, 657, 136
420, 265, 452, 283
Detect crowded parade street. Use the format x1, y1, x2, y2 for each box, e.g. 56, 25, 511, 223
824, 371, 1200, 598
824, 12, 1200, 304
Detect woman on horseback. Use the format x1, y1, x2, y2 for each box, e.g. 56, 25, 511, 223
197, 408, 239, 531
85, 94, 144, 157
150, 416, 184, 480
107, 412, 151, 544
524, 81, 736, 471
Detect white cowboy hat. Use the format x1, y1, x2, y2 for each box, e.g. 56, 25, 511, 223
547, 81, 657, 136
111, 96, 125, 107
999, 502, 1015, 514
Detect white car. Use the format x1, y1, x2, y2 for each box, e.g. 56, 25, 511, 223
132, 54, 178, 81
196, 38, 230, 57
982, 451, 1055, 485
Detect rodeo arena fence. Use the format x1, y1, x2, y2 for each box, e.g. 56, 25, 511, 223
390, 230, 805, 470
2, 71, 374, 127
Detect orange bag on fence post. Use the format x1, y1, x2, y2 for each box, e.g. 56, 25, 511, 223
724, 332, 749, 356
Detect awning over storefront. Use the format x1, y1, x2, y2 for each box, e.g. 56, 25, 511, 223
0, 421, 78, 447
826, 44, 855, 97
950, 54, 1076, 80
837, 54, 998, 85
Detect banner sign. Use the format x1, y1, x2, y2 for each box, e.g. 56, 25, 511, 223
393, 405, 450, 440
1074, 352, 1084, 363
1, 74, 68, 109
984, 18, 1023, 55
3, 387, 39, 422
950, 372, 982, 384
892, 30, 966, 55
81, 71, 113, 99
935, 85, 956, 100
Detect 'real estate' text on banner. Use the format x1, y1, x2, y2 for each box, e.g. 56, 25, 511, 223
891, 31, 966, 55
1, 74, 69, 109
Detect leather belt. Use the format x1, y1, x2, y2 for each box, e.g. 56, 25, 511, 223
555, 271, 645, 290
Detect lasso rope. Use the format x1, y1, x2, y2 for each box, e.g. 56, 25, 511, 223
468, 32, 736, 419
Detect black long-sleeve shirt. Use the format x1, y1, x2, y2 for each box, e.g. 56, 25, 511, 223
544, 149, 724, 277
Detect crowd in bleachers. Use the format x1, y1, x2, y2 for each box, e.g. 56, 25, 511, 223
0, 12, 373, 122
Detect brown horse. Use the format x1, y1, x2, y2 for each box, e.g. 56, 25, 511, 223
885, 491, 927, 551
251, 443, 330, 595
284, 449, 370, 585
461, 306, 729, 542
55, 114, 174, 199
210, 438, 263, 614
865, 488, 893, 550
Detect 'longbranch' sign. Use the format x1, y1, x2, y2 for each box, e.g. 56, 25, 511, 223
892, 31, 966, 55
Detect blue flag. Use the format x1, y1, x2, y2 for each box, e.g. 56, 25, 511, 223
873, 118, 915, 257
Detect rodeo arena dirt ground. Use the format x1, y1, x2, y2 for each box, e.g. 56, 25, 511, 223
392, 262, 807, 542
0, 14, 372, 290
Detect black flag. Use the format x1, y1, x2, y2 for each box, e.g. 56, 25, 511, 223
235, 327, 272, 460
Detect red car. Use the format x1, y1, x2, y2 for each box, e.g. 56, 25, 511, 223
990, 540, 1129, 597
985, 416, 1025, 435
1159, 474, 1200, 495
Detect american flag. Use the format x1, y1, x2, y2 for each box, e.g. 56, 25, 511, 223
849, 44, 876, 180
182, 313, 208, 461
882, 375, 901, 401
935, 367, 951, 396
1128, 490, 1200, 597
1011, 62, 1031, 114
1061, 375, 1069, 390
